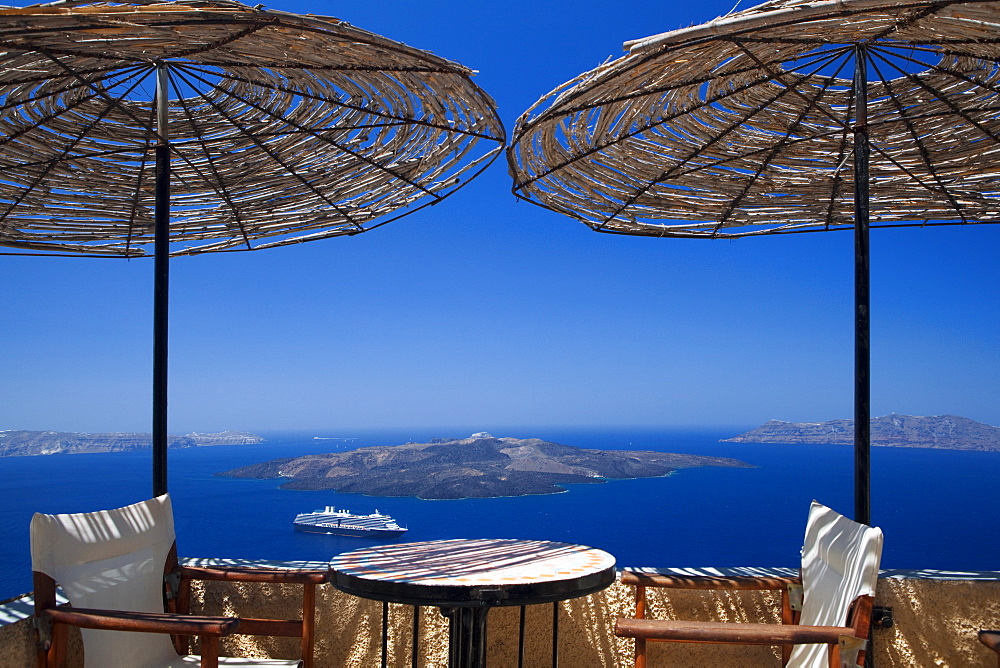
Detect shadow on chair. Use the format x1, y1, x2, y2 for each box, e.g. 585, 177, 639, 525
30, 494, 327, 668
615, 501, 883, 668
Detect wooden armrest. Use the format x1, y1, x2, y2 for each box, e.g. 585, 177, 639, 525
980, 630, 1000, 654
43, 607, 239, 636
615, 618, 855, 645
620, 571, 801, 590
180, 565, 328, 585
237, 618, 303, 637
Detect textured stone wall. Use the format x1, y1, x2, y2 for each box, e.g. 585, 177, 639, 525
4, 574, 1000, 666
875, 577, 1000, 667
1, 617, 38, 667
1, 614, 84, 667
186, 575, 1000, 667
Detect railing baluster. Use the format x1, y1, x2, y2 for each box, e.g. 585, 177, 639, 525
552, 601, 559, 667
518, 605, 526, 668
381, 600, 389, 668
412, 605, 420, 668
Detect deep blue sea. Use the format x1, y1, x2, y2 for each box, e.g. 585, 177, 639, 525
3, 427, 998, 601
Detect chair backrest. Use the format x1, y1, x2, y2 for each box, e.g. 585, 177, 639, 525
787, 500, 884, 668
30, 494, 180, 667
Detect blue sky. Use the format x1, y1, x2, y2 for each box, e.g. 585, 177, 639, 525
1, 0, 997, 434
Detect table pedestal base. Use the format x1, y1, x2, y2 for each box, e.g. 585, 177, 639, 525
441, 606, 490, 668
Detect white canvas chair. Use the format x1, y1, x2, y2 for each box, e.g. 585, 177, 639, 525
30, 494, 326, 668
615, 501, 884, 668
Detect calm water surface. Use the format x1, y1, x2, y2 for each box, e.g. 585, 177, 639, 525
2, 427, 998, 600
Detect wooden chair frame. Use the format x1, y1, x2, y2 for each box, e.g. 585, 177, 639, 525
981, 630, 1000, 667
615, 571, 874, 668
33, 541, 327, 668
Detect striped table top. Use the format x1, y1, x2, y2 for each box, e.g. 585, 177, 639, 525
329, 538, 616, 607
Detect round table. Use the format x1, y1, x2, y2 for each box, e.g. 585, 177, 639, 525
328, 538, 616, 667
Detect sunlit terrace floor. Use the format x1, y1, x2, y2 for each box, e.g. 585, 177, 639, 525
2, 560, 999, 666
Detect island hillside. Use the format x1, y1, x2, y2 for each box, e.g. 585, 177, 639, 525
723, 414, 1000, 450
219, 432, 753, 500
0, 430, 264, 456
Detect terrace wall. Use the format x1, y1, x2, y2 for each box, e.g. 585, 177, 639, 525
2, 569, 998, 666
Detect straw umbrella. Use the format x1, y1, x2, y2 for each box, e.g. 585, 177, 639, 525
508, 0, 1000, 524
0, 0, 504, 495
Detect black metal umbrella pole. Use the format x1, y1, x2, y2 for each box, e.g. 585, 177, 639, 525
153, 63, 170, 496
851, 45, 871, 525
0, 1, 506, 496
509, 0, 1000, 524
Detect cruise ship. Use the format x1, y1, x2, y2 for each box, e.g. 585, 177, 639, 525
292, 506, 407, 538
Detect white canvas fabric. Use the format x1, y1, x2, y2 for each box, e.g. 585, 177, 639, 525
30, 494, 301, 668
786, 501, 884, 668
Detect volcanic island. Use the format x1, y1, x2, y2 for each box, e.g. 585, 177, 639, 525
219, 433, 753, 500
723, 414, 1000, 451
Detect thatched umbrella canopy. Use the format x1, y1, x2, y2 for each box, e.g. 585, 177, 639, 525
0, 0, 505, 494
508, 0, 1000, 524
0, 0, 504, 256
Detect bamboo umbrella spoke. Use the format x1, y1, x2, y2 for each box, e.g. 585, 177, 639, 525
867, 58, 974, 220
168, 82, 252, 245
0, 76, 147, 224
170, 62, 370, 235
0, 70, 145, 150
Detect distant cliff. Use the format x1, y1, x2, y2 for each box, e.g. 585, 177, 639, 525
0, 430, 264, 456
722, 414, 1000, 450
220, 432, 753, 500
